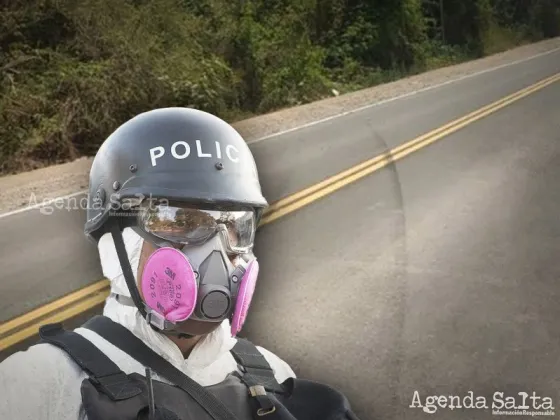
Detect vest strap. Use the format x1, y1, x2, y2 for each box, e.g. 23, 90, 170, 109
230, 338, 286, 418
82, 315, 240, 420
229, 339, 284, 395
38, 323, 142, 401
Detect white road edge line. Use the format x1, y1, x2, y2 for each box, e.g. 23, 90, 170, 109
1, 45, 559, 221
246, 46, 560, 145
0, 191, 87, 219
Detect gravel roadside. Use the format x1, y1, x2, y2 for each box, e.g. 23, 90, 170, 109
1, 36, 559, 215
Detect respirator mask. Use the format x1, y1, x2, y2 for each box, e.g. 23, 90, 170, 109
113, 199, 260, 337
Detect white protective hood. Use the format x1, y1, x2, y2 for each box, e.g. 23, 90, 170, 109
97, 227, 241, 385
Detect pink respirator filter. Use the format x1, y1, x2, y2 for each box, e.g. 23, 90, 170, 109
141, 247, 198, 323
230, 259, 259, 336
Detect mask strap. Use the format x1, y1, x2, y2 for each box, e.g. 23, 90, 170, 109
110, 291, 195, 339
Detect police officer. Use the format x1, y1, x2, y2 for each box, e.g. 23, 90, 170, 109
0, 107, 297, 417
0, 108, 359, 420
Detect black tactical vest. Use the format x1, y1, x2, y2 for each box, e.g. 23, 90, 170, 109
38, 316, 360, 420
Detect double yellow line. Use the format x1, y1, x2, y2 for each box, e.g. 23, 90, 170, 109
0, 281, 110, 351
262, 72, 560, 224
1, 72, 559, 352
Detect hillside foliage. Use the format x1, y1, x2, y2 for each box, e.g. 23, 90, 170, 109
1, 0, 559, 174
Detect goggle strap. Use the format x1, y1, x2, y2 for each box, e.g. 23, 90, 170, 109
110, 220, 148, 320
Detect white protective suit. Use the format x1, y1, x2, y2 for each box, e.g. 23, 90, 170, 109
0, 227, 295, 420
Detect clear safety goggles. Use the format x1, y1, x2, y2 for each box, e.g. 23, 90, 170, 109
136, 201, 256, 254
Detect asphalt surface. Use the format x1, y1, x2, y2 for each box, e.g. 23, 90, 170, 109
0, 49, 559, 419
1, 50, 559, 322
244, 80, 560, 419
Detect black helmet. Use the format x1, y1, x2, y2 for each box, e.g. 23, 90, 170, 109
84, 107, 268, 242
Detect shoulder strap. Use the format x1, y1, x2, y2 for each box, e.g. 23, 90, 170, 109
38, 323, 143, 401
229, 338, 286, 417
82, 315, 239, 420
229, 339, 284, 394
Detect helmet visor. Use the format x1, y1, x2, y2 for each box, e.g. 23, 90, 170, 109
137, 201, 256, 253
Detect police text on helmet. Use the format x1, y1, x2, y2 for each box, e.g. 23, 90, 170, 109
149, 140, 240, 167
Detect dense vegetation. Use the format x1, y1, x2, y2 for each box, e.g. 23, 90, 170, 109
1, 0, 559, 175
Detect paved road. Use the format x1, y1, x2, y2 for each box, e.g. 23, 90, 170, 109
244, 79, 560, 419
0, 49, 559, 419
0, 49, 558, 323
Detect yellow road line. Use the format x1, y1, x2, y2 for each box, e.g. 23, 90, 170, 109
264, 72, 560, 216
1, 72, 558, 351
0, 280, 110, 336
262, 72, 560, 223
0, 290, 110, 351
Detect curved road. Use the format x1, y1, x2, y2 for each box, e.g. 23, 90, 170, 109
1, 49, 560, 419
246, 79, 560, 420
